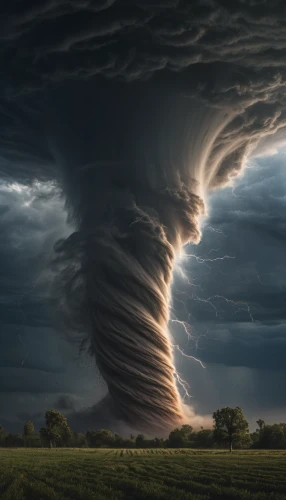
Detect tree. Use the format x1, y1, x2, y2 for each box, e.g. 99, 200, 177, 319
39, 427, 50, 447
44, 410, 72, 448
122, 438, 136, 448
29, 434, 42, 448
258, 424, 286, 449
213, 407, 249, 452
168, 425, 194, 448
279, 423, 286, 436
86, 429, 115, 448
168, 428, 186, 448
61, 425, 73, 447
23, 421, 34, 447
154, 437, 164, 448
250, 430, 260, 448
113, 433, 123, 448
0, 426, 6, 447
5, 433, 25, 447
233, 430, 252, 449
72, 432, 88, 448
196, 429, 214, 448
23, 421, 34, 436
181, 425, 193, 439
256, 419, 265, 432
135, 434, 145, 448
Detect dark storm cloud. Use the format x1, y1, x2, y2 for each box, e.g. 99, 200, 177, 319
1, 1, 286, 432
2, 1, 286, 83
193, 323, 286, 371
0, 182, 93, 413
1, 1, 286, 188
0, 181, 66, 328
0, 179, 107, 431
54, 394, 77, 410
16, 412, 43, 422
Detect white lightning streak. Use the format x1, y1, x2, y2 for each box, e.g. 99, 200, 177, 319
129, 216, 146, 227
207, 248, 220, 255
205, 226, 227, 237
173, 344, 206, 369
184, 253, 235, 264
255, 273, 266, 285
231, 186, 245, 198
174, 371, 192, 401
195, 294, 254, 322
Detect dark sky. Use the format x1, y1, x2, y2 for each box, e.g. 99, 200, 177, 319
172, 151, 286, 430
1, 150, 285, 432
1, 1, 286, 433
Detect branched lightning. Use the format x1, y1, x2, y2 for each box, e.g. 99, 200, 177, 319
183, 252, 235, 270
169, 314, 207, 402
183, 291, 254, 322
170, 244, 254, 401
170, 318, 195, 345
173, 343, 206, 369
204, 226, 227, 238
207, 247, 220, 255
174, 371, 192, 401
177, 248, 254, 321
255, 273, 266, 285
16, 274, 43, 307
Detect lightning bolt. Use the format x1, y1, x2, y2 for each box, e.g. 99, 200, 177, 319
170, 243, 254, 400
183, 252, 235, 269
175, 249, 254, 321
172, 343, 206, 369
204, 226, 227, 238
231, 186, 245, 198
169, 313, 207, 404
174, 371, 192, 402
207, 247, 220, 255
129, 216, 146, 227
170, 318, 194, 344
16, 274, 43, 307
181, 291, 254, 322
255, 273, 266, 285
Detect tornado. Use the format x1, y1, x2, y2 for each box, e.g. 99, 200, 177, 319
1, 1, 286, 433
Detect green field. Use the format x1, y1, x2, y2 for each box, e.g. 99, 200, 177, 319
1, 448, 286, 500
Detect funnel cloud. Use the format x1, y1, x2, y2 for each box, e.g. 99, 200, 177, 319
1, 1, 286, 432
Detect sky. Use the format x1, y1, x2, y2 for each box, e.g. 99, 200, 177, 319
1, 150, 285, 432
172, 151, 286, 431
0, 179, 106, 431
1, 1, 286, 434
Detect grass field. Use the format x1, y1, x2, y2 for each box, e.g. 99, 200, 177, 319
0, 448, 286, 500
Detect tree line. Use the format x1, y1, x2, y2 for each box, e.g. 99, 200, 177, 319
1, 407, 286, 452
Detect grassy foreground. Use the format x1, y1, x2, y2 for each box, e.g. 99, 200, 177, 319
1, 448, 286, 500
